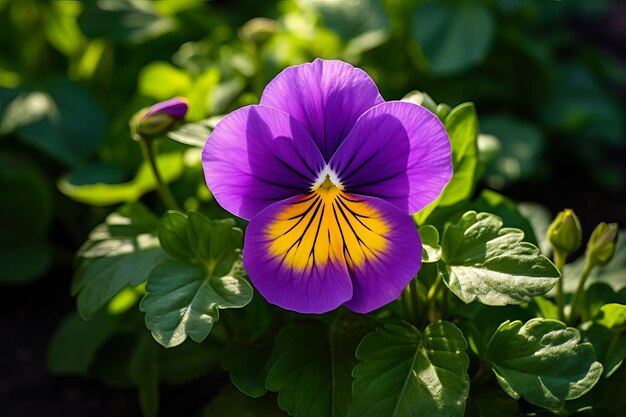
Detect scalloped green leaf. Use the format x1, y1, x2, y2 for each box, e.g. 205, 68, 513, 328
141, 216, 251, 347
441, 211, 560, 305
141, 258, 252, 347
72, 202, 163, 320
488, 318, 603, 409
349, 321, 470, 417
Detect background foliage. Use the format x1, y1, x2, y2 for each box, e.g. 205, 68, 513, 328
1, 0, 625, 416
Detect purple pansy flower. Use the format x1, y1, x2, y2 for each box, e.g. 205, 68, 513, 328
202, 59, 452, 314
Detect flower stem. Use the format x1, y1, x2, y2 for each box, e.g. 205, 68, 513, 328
568, 260, 594, 326
139, 138, 179, 210
554, 251, 566, 322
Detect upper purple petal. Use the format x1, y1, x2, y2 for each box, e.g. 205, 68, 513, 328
143, 97, 188, 120
260, 58, 384, 161
202, 105, 325, 220
329, 101, 452, 214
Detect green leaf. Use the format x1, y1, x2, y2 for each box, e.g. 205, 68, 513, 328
411, 1, 495, 75
583, 303, 626, 377
130, 335, 159, 417
413, 102, 478, 224
267, 315, 376, 417
472, 190, 538, 247
595, 303, 626, 331
350, 321, 470, 417
143, 212, 250, 347
158, 210, 195, 261
141, 258, 252, 348
73, 202, 163, 320
47, 311, 121, 375
222, 343, 271, 398
419, 225, 441, 263
441, 211, 560, 305
440, 103, 479, 207
487, 319, 603, 409
58, 152, 184, 206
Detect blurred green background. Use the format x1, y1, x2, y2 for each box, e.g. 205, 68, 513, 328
1, 0, 624, 416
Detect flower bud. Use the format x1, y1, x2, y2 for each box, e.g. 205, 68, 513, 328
586, 222, 619, 267
132, 97, 188, 140
548, 209, 582, 256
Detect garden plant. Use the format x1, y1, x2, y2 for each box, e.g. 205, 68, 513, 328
1, 1, 625, 417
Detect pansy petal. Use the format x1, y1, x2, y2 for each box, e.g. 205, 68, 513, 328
243, 194, 353, 314
329, 101, 452, 214
260, 59, 384, 160
337, 194, 422, 313
202, 105, 325, 220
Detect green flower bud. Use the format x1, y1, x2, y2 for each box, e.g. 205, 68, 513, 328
586, 222, 619, 267
548, 209, 582, 256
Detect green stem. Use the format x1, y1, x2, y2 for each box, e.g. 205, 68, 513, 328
568, 260, 594, 326
554, 251, 566, 322
139, 138, 179, 210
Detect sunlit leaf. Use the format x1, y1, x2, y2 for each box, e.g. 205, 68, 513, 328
441, 211, 560, 305
584, 303, 626, 377
141, 258, 252, 348
141, 215, 251, 347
